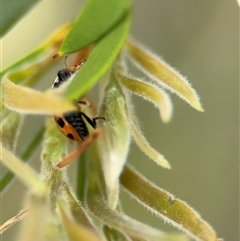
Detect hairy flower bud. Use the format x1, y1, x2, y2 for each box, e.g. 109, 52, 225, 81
97, 71, 130, 208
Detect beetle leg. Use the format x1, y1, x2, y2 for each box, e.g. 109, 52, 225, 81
55, 129, 103, 168
81, 112, 97, 128
81, 112, 105, 129
93, 116, 105, 124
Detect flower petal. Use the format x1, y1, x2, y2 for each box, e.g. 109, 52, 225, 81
125, 39, 204, 112
2, 77, 76, 115
118, 73, 173, 122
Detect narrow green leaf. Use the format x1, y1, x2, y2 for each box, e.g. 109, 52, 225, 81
120, 166, 218, 241
87, 143, 108, 200
0, 127, 44, 192
1, 0, 40, 37
64, 13, 131, 100
60, 0, 134, 54
1, 23, 71, 78
76, 152, 88, 203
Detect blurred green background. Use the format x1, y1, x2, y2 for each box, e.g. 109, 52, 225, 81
1, 0, 238, 240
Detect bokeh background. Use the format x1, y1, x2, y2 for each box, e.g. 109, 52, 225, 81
1, 0, 238, 240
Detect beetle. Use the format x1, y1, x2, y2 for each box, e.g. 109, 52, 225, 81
52, 59, 104, 142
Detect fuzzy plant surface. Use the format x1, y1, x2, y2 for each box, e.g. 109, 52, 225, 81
1, 0, 223, 241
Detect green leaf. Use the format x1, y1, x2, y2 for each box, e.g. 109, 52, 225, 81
1, 0, 40, 37
1, 23, 71, 79
120, 166, 218, 241
76, 153, 88, 203
60, 0, 134, 54
64, 12, 131, 100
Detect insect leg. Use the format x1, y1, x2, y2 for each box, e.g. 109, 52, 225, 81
56, 129, 103, 168
93, 116, 105, 123
81, 112, 105, 129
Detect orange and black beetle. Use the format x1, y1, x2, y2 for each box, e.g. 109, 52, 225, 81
52, 60, 104, 141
